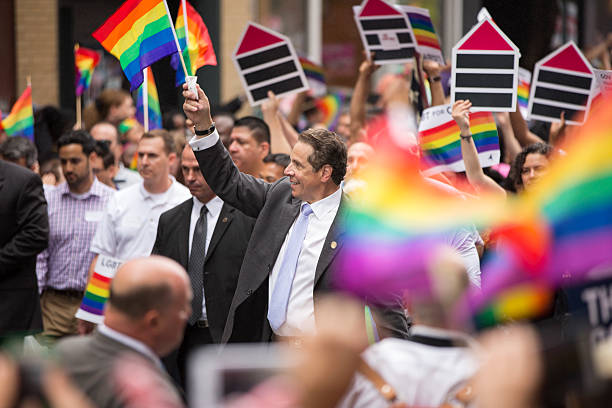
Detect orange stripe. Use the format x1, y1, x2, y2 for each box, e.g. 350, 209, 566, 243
100, 0, 160, 50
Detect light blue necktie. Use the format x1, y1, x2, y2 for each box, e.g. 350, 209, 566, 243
268, 203, 314, 331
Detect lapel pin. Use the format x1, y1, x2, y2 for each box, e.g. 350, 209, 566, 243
331, 241, 337, 249
222, 217, 228, 223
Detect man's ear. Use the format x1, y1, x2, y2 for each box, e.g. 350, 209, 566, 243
320, 164, 333, 183
167, 152, 177, 165
259, 142, 270, 158
143, 309, 161, 329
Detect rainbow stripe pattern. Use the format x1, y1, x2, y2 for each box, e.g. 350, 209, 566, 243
172, 0, 217, 86
407, 10, 441, 51
74, 46, 100, 96
129, 150, 138, 170
92, 0, 179, 91
419, 111, 498, 170
299, 57, 324, 83
119, 117, 139, 135
136, 67, 162, 130
517, 68, 531, 117
75, 255, 123, 324
1, 85, 34, 141
316, 93, 344, 131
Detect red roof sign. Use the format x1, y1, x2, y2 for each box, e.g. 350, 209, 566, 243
540, 42, 592, 74
236, 23, 284, 55
359, 0, 402, 17
457, 19, 518, 52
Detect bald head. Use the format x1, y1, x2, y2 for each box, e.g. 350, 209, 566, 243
91, 122, 121, 164
347, 142, 374, 178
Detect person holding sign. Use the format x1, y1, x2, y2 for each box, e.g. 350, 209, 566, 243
451, 100, 507, 198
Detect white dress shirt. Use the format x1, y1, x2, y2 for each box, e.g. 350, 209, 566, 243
91, 177, 191, 260
268, 187, 342, 336
188, 195, 224, 319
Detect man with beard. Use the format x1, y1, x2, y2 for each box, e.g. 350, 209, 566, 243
36, 130, 115, 341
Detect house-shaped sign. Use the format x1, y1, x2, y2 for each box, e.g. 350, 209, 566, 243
354, 0, 416, 65
451, 18, 521, 112
233, 22, 309, 106
527, 41, 595, 125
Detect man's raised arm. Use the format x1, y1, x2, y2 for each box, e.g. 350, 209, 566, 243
182, 83, 271, 218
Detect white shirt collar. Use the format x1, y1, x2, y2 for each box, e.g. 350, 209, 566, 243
307, 186, 342, 220
138, 176, 177, 201
98, 324, 162, 369
193, 195, 223, 218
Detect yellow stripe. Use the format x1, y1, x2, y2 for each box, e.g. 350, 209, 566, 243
109, 2, 167, 58
1, 106, 33, 129
421, 122, 496, 150
413, 29, 438, 41
87, 285, 109, 298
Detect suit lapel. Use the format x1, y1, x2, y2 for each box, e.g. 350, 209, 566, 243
179, 200, 193, 267
205, 203, 233, 262
314, 194, 348, 286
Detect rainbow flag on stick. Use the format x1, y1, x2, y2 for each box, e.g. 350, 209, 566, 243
75, 255, 123, 324
418, 104, 499, 175
92, 0, 181, 91
316, 93, 344, 131
171, 0, 217, 86
74, 45, 100, 96
517, 68, 531, 118
1, 85, 34, 141
401, 6, 444, 65
299, 57, 326, 97
136, 67, 161, 131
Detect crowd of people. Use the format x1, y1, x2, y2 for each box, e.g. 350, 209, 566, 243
2, 31, 612, 407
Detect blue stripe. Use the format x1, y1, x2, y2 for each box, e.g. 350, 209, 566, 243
550, 202, 612, 240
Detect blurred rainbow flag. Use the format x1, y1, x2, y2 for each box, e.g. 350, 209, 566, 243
136, 67, 161, 131
92, 0, 179, 91
406, 9, 441, 51
172, 0, 217, 86
300, 57, 326, 97
1, 85, 34, 141
419, 107, 499, 174
119, 117, 139, 135
517, 68, 531, 118
74, 45, 100, 96
129, 150, 138, 170
316, 93, 344, 131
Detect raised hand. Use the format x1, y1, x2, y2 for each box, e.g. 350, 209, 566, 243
182, 82, 213, 133
451, 100, 472, 134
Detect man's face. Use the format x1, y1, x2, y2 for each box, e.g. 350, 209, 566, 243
181, 146, 214, 201
91, 123, 121, 163
347, 142, 374, 178
259, 162, 285, 183
228, 126, 266, 175
284, 141, 323, 203
521, 153, 549, 190
137, 137, 173, 183
90, 154, 115, 189
59, 144, 91, 189
336, 113, 351, 140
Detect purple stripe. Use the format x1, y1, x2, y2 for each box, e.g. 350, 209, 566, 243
80, 303, 104, 316
128, 42, 178, 91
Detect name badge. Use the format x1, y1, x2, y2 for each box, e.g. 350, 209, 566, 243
85, 211, 103, 222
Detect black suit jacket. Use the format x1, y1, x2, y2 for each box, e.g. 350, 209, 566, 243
0, 160, 48, 335
151, 197, 255, 343
192, 137, 409, 343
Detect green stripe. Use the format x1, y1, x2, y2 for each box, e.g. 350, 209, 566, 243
119, 15, 171, 69
424, 130, 497, 156
85, 291, 107, 304
4, 116, 33, 135
542, 172, 612, 220
472, 129, 497, 141
183, 48, 193, 76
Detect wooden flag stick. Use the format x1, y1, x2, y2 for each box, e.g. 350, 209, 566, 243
26, 75, 32, 87
76, 95, 82, 129
162, 0, 189, 79
143, 67, 149, 133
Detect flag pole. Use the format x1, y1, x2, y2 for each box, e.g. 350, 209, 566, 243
74, 44, 82, 129
163, 0, 189, 79
143, 68, 149, 133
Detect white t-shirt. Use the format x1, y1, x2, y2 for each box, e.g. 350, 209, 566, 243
90, 178, 190, 260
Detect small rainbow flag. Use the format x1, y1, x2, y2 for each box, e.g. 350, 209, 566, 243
300, 57, 326, 97
406, 10, 441, 51
316, 93, 344, 131
119, 117, 139, 135
1, 85, 34, 141
418, 106, 499, 174
517, 68, 531, 118
129, 150, 138, 170
74, 46, 100, 96
92, 0, 179, 91
75, 255, 123, 324
172, 0, 217, 86
136, 67, 161, 131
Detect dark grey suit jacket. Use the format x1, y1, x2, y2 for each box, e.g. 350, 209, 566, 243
151, 198, 255, 342
57, 330, 182, 408
0, 160, 47, 336
192, 137, 409, 343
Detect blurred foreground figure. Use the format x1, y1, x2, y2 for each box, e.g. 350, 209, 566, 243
0, 160, 48, 341
339, 249, 478, 408
57, 256, 190, 408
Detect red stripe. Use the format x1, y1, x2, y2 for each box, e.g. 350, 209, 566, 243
92, 272, 112, 283
93, 0, 159, 47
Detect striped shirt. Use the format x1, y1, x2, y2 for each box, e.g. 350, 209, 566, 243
36, 178, 115, 292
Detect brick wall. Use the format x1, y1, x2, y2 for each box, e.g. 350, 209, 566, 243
15, 0, 59, 106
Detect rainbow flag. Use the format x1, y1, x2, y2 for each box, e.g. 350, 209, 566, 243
74, 46, 100, 96
1, 85, 34, 141
75, 255, 123, 324
517, 68, 531, 118
119, 117, 139, 135
136, 67, 161, 131
92, 0, 179, 91
316, 93, 344, 131
406, 10, 441, 51
418, 105, 499, 174
130, 150, 138, 170
299, 57, 326, 97
171, 0, 217, 86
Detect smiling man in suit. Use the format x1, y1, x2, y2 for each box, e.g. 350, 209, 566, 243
182, 84, 409, 343
151, 144, 255, 388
